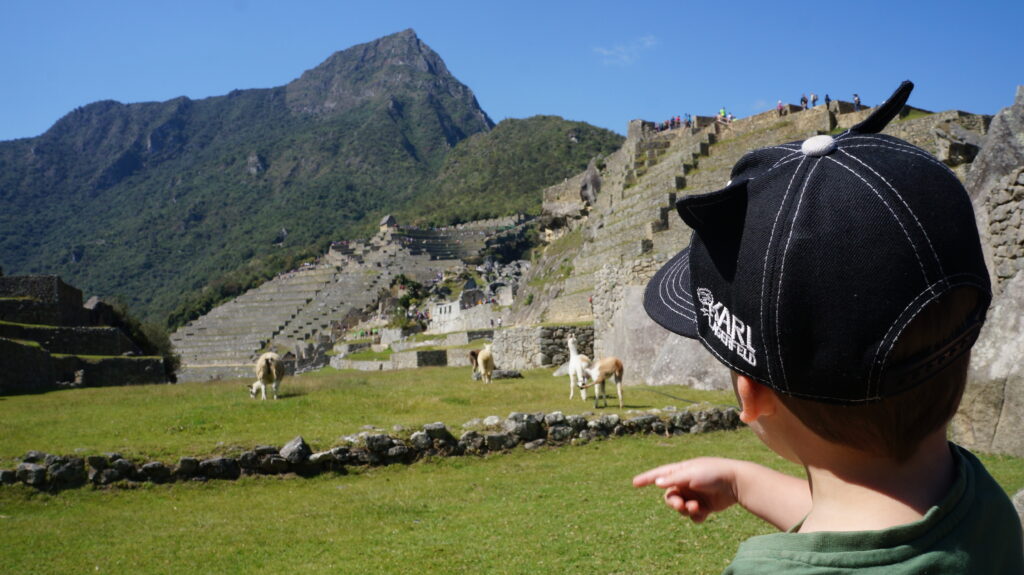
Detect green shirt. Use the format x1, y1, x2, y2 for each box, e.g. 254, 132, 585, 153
723, 444, 1024, 574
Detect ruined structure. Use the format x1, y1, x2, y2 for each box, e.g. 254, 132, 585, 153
0, 275, 168, 394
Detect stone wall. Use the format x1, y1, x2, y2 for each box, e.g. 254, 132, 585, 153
0, 338, 58, 395
0, 406, 743, 492
491, 325, 594, 370
0, 275, 85, 326
0, 323, 141, 356
982, 168, 1024, 286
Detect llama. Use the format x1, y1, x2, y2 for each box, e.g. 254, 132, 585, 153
566, 333, 591, 401
476, 344, 495, 384
468, 349, 480, 380
579, 356, 624, 409
249, 352, 285, 400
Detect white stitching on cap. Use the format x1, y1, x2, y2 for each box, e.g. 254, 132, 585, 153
760, 155, 806, 390
837, 137, 956, 178
773, 158, 819, 389
868, 274, 988, 398
770, 153, 803, 171
657, 251, 696, 322
823, 155, 932, 287
838, 147, 946, 280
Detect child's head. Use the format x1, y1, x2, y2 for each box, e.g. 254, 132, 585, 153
644, 82, 991, 457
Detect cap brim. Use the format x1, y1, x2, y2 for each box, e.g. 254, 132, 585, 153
643, 247, 699, 339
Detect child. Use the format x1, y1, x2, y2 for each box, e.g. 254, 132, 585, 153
634, 81, 1023, 572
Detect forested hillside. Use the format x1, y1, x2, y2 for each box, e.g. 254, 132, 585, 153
0, 29, 623, 326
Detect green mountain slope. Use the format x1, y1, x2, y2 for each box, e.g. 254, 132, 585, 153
0, 30, 621, 327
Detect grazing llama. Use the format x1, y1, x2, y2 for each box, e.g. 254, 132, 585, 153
250, 352, 285, 400
476, 344, 495, 384
566, 333, 591, 401
579, 356, 624, 409
469, 349, 480, 380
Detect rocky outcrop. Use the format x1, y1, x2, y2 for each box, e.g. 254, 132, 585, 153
966, 86, 1024, 201
951, 87, 1024, 457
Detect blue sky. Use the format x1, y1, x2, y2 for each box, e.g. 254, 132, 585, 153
1, 0, 1021, 142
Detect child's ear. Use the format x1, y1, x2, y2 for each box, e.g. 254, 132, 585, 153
734, 373, 778, 424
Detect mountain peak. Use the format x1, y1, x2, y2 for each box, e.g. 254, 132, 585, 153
285, 29, 463, 117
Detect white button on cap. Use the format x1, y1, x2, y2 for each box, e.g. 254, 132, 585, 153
801, 134, 836, 157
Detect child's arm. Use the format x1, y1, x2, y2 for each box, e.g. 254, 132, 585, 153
633, 457, 811, 530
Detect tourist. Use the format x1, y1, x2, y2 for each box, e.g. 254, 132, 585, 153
800, 93, 808, 109
810, 92, 818, 107
776, 99, 783, 116
854, 93, 862, 111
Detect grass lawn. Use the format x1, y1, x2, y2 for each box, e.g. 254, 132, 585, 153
1, 367, 1022, 574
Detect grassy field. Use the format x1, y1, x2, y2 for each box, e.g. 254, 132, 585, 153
1, 367, 1022, 574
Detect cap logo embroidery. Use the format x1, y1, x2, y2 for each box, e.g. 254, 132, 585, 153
697, 288, 757, 366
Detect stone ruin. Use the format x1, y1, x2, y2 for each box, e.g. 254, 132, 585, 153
0, 275, 168, 395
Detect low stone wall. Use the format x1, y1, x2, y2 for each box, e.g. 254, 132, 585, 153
392, 349, 448, 369
0, 406, 742, 492
53, 356, 168, 387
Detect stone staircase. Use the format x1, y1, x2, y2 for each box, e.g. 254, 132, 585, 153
517, 102, 992, 327
171, 219, 526, 381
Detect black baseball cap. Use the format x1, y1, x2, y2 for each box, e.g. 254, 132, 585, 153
644, 81, 991, 404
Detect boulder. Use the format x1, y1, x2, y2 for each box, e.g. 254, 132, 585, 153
966, 86, 1024, 201
16, 462, 47, 487
954, 273, 1024, 456
141, 462, 171, 483
49, 457, 87, 489
198, 457, 241, 480
259, 455, 289, 474
281, 436, 312, 464
175, 457, 199, 479
503, 412, 543, 441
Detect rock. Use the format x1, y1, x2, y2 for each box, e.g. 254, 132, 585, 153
954, 272, 1024, 456
459, 431, 486, 454
22, 451, 46, 463
175, 457, 199, 479
482, 415, 501, 427
253, 445, 279, 456
86, 455, 108, 471
492, 369, 522, 379
523, 439, 546, 450
365, 434, 393, 454
566, 414, 588, 431
238, 451, 261, 470
259, 455, 289, 474
281, 436, 312, 464
670, 411, 696, 433
49, 458, 87, 489
112, 458, 137, 480
547, 425, 574, 442
485, 432, 513, 451
16, 463, 47, 487
90, 468, 121, 485
0, 469, 16, 485
966, 86, 1024, 201
198, 457, 240, 480
544, 411, 567, 427
503, 412, 543, 441
409, 431, 433, 451
141, 462, 171, 483
423, 422, 455, 442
